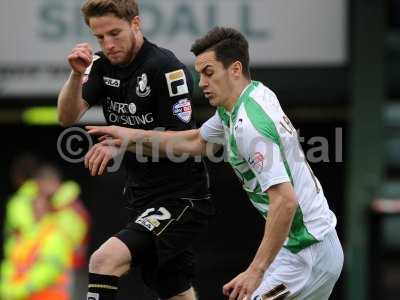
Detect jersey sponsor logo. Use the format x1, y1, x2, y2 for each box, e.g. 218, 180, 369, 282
165, 69, 189, 97
248, 152, 265, 173
136, 73, 151, 97
103, 76, 120, 88
128, 102, 137, 114
172, 98, 192, 123
87, 292, 99, 300
83, 55, 100, 85
109, 112, 154, 126
107, 99, 154, 126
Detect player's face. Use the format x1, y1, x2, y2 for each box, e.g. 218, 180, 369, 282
195, 51, 236, 108
89, 14, 141, 65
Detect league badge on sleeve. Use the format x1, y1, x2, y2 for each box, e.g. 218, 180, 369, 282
172, 99, 192, 123
249, 152, 265, 173
165, 69, 189, 97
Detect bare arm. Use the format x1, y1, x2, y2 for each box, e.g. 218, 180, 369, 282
57, 72, 89, 127
249, 182, 298, 273
223, 182, 297, 300
57, 43, 93, 127
141, 128, 217, 156
84, 126, 222, 176
86, 126, 221, 156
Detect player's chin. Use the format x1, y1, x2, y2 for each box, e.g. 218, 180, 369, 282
108, 55, 127, 65
208, 98, 219, 107
109, 58, 123, 65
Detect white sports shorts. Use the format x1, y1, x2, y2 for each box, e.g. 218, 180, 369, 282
251, 229, 344, 300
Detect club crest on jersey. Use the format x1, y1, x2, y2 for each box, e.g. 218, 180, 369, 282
136, 73, 151, 97
249, 152, 265, 173
172, 99, 192, 123
165, 69, 189, 97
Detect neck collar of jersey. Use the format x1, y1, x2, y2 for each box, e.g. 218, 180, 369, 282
230, 80, 258, 123
116, 37, 152, 73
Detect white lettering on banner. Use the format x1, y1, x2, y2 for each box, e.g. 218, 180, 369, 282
0, 0, 346, 97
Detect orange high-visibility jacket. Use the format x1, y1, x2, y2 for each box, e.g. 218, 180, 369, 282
1, 181, 89, 300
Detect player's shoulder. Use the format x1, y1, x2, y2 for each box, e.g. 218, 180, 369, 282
146, 40, 187, 72
249, 81, 279, 103
86, 51, 107, 72
245, 82, 283, 116
92, 51, 106, 63
238, 83, 284, 135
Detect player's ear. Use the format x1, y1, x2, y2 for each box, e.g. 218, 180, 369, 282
230, 61, 243, 79
130, 16, 141, 32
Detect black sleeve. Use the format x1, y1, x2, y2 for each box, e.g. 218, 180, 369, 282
82, 54, 104, 106
156, 58, 196, 130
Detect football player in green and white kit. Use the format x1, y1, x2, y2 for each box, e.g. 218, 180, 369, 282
86, 27, 343, 300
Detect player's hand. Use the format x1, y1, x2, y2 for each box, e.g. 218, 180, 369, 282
84, 142, 124, 176
86, 125, 146, 148
223, 267, 263, 300
68, 43, 93, 75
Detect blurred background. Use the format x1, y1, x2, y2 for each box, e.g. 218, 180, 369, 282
0, 0, 399, 299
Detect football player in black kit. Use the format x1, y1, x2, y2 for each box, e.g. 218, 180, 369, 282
57, 1, 213, 300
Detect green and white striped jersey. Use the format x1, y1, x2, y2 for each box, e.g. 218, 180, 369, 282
200, 81, 337, 253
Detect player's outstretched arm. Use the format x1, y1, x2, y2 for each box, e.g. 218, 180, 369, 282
223, 182, 298, 300
57, 43, 93, 127
86, 125, 217, 157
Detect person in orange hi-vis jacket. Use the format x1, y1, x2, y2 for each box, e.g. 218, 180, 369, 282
0, 164, 89, 300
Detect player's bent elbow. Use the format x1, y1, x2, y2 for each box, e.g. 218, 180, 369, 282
283, 195, 298, 214
58, 114, 75, 127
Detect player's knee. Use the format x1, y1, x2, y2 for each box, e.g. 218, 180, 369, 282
89, 248, 130, 275
89, 249, 113, 273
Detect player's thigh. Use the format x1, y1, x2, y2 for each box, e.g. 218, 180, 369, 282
296, 271, 338, 300
134, 198, 211, 299
295, 231, 343, 300
146, 249, 195, 299
251, 248, 312, 299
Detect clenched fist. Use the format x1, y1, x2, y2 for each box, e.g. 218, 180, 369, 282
68, 43, 94, 75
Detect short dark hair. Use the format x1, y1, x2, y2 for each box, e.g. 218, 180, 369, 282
191, 27, 250, 79
81, 0, 139, 25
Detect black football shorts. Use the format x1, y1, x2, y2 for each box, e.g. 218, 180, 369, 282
115, 188, 214, 299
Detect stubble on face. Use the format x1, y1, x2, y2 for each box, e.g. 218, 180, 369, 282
89, 14, 140, 66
